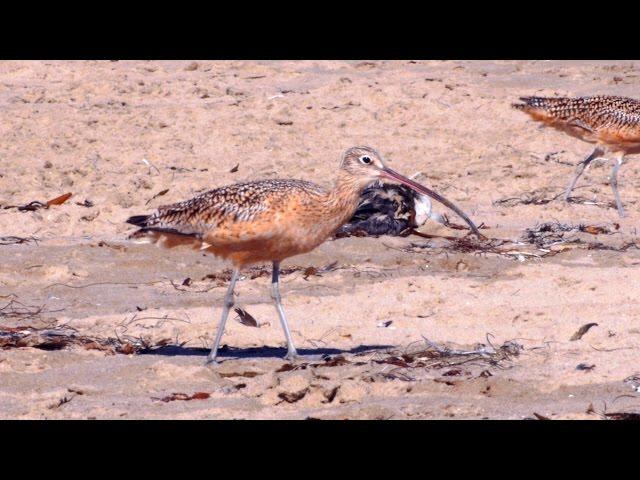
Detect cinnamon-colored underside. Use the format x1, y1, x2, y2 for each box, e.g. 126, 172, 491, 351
516, 95, 640, 153
525, 109, 640, 150
130, 175, 364, 268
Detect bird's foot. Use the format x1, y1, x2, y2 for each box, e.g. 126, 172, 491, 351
204, 354, 219, 366
284, 349, 299, 362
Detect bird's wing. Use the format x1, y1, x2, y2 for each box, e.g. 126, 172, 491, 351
128, 179, 324, 244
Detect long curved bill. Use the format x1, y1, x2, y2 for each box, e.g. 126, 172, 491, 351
380, 167, 481, 236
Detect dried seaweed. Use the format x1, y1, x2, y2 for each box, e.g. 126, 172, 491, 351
3, 192, 73, 211
494, 187, 612, 209
604, 412, 640, 420
75, 199, 94, 208
0, 235, 39, 246
48, 390, 81, 410
521, 222, 618, 249
337, 335, 524, 383
200, 261, 342, 286
0, 323, 173, 355
570, 323, 598, 341
278, 389, 308, 404
396, 236, 512, 258
493, 188, 566, 207
0, 298, 62, 321
219, 371, 261, 378
152, 392, 211, 402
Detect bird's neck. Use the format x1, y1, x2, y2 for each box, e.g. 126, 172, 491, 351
320, 171, 370, 228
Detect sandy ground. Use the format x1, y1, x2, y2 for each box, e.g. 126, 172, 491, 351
1, 60, 640, 419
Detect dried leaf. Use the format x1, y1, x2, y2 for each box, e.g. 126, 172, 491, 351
533, 412, 551, 420
302, 267, 318, 280
581, 225, 609, 235
234, 308, 258, 327
119, 343, 135, 355
570, 323, 598, 341
278, 389, 308, 403
379, 357, 411, 368
322, 386, 339, 404
155, 392, 211, 402
145, 188, 169, 205
190, 392, 211, 400
576, 363, 595, 371
219, 371, 260, 378
319, 355, 351, 367
276, 363, 298, 373
46, 192, 73, 207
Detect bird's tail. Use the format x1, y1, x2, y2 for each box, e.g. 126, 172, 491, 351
512, 96, 568, 111
126, 214, 151, 227
512, 96, 576, 123
126, 213, 207, 250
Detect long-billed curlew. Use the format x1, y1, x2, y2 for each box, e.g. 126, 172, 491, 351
126, 146, 480, 363
513, 95, 640, 217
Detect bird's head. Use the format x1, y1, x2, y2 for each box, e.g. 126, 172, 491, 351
340, 145, 481, 236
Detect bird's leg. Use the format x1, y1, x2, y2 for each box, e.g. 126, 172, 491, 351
270, 261, 299, 361
206, 268, 240, 364
565, 146, 605, 202
610, 154, 626, 217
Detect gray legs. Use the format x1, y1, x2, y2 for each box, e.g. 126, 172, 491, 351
271, 261, 299, 361
206, 262, 299, 364
206, 268, 240, 364
564, 146, 627, 217
565, 146, 605, 201
610, 154, 626, 217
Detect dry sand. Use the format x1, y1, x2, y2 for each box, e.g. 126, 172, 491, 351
1, 60, 640, 419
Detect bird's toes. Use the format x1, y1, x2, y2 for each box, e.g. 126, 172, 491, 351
284, 351, 299, 362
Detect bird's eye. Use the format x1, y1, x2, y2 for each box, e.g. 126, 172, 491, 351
360, 156, 372, 164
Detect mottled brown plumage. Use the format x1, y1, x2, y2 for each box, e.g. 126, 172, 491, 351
513, 95, 640, 216
129, 163, 377, 267
126, 146, 480, 363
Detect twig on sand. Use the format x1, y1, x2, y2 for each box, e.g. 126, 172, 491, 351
44, 280, 163, 290
0, 298, 64, 321
0, 235, 39, 246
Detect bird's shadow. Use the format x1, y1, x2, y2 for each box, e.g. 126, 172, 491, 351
141, 343, 394, 360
